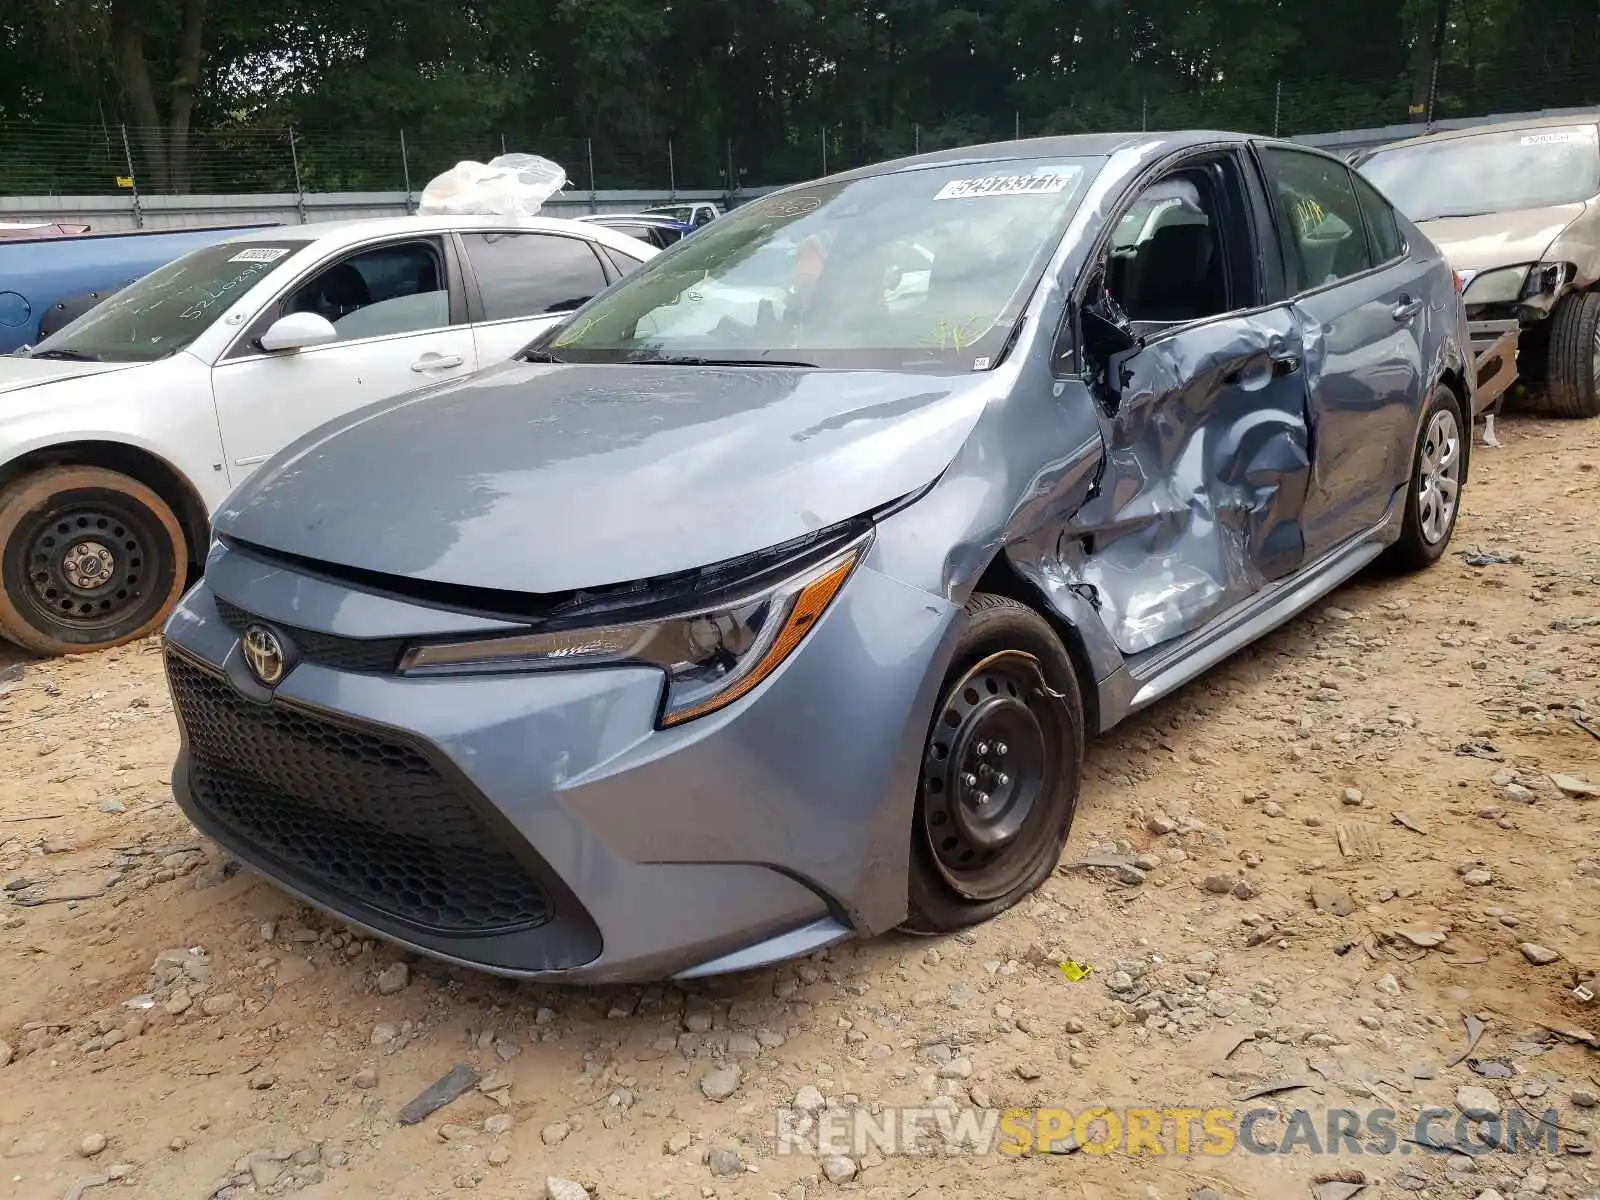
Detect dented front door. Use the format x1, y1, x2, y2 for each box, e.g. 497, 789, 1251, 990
1062, 310, 1314, 656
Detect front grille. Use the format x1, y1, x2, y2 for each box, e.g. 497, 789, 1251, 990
167, 653, 552, 935
212, 596, 406, 674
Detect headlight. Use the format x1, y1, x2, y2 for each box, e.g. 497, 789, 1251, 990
397, 535, 869, 727
1522, 261, 1575, 298
1462, 265, 1530, 305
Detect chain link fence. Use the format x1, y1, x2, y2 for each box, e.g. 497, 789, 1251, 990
3, 59, 1596, 199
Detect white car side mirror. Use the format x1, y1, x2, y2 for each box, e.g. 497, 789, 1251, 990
258, 312, 337, 353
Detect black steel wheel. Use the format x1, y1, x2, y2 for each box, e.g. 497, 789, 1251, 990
902, 592, 1084, 933
0, 466, 188, 655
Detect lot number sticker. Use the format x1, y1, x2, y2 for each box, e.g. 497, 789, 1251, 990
229, 247, 291, 263
936, 171, 1076, 200
1521, 130, 1584, 146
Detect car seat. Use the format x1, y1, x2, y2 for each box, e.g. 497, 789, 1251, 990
292, 262, 371, 321
1125, 224, 1221, 323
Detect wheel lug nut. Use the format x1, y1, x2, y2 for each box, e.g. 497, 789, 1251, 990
996, 772, 1010, 787
974, 791, 990, 805
975, 741, 989, 756
962, 773, 978, 788
995, 742, 1008, 756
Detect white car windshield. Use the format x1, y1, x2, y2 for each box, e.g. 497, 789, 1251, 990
1360, 125, 1600, 221
26, 240, 311, 363
548, 156, 1098, 372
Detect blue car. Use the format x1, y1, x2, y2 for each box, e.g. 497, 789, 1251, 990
163, 132, 1473, 983
575, 213, 697, 251
0, 224, 273, 354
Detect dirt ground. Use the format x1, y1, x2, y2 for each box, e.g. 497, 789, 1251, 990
2, 412, 1599, 1200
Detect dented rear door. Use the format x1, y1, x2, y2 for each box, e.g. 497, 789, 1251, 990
1062, 311, 1313, 656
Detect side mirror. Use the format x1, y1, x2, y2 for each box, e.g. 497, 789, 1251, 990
258, 312, 337, 353
1077, 273, 1142, 413
1081, 305, 1138, 358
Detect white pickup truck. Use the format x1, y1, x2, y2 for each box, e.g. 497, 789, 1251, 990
0, 214, 656, 655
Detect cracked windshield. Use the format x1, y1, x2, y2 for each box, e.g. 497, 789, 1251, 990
23, 241, 310, 363
549, 156, 1097, 371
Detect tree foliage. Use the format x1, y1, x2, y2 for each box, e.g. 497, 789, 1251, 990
3, 0, 1597, 192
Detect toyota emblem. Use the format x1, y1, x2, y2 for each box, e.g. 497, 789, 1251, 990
242, 624, 287, 686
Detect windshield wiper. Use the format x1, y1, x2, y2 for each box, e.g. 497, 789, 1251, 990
629, 354, 819, 368
27, 348, 101, 362
519, 348, 567, 364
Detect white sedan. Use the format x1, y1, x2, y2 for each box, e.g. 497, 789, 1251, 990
0, 214, 657, 655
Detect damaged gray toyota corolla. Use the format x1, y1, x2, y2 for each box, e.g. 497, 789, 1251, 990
161, 131, 1474, 983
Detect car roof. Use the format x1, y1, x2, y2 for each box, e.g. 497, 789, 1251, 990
823, 130, 1260, 183
1366, 114, 1600, 155
218, 213, 653, 252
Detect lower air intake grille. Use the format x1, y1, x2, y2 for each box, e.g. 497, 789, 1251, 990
167, 652, 551, 935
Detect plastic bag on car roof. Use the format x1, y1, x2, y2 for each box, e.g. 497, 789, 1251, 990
417, 153, 567, 217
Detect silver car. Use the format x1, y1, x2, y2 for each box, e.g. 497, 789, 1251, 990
1355, 116, 1600, 424
161, 132, 1474, 983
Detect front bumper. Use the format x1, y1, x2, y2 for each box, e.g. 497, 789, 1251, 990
161, 541, 960, 983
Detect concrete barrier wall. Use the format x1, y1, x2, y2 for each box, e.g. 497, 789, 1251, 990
0, 189, 738, 231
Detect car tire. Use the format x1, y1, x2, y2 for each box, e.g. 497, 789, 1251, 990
1384, 383, 1466, 573
0, 466, 188, 656
901, 592, 1085, 935
1536, 289, 1600, 418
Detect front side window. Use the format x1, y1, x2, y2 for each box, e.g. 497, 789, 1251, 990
283, 240, 449, 342
1105, 173, 1234, 323
1259, 148, 1373, 291
1358, 125, 1600, 221
459, 233, 610, 322
26, 241, 311, 363
549, 156, 1099, 372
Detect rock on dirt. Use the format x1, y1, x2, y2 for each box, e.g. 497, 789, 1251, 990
1457, 1085, 1501, 1119
375, 962, 410, 995
822, 1154, 858, 1183
1521, 942, 1561, 965
699, 1063, 741, 1101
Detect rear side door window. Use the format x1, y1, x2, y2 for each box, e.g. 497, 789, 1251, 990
601, 245, 649, 278
1351, 173, 1407, 264
459, 233, 610, 322
1257, 147, 1375, 291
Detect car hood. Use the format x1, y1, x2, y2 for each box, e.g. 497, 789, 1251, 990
1416, 203, 1585, 273
0, 357, 144, 395
215, 360, 994, 595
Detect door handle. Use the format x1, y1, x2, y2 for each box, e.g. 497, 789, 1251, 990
1391, 297, 1423, 323
411, 353, 464, 372
1224, 353, 1299, 387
